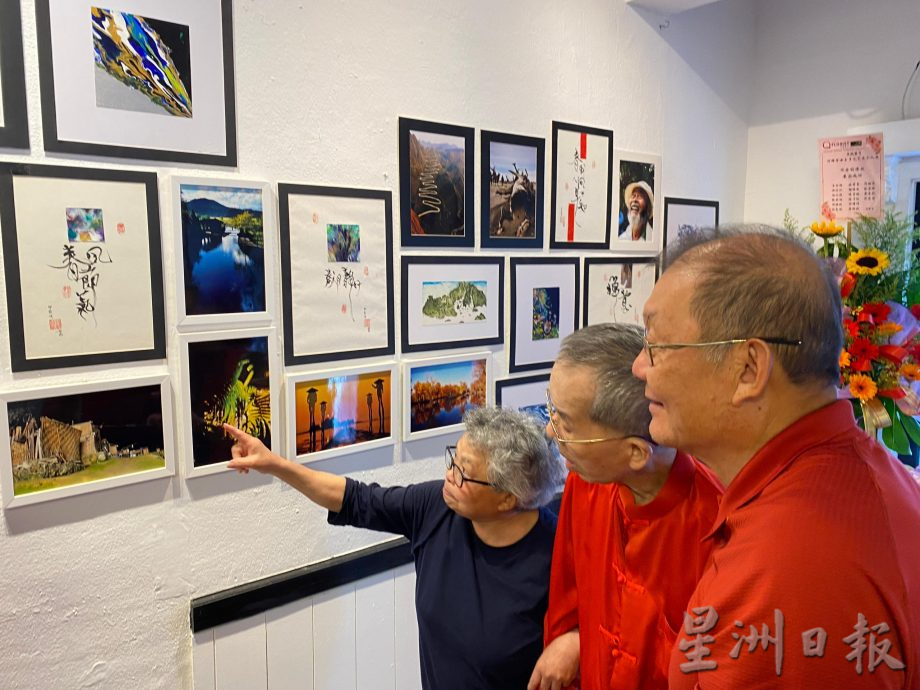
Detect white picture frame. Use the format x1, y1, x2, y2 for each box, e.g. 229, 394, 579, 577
403, 352, 491, 441
179, 327, 280, 478
0, 373, 175, 508
172, 176, 276, 330
611, 149, 662, 252
583, 257, 658, 327
285, 362, 398, 464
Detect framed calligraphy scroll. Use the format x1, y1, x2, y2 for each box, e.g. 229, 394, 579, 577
278, 183, 395, 366
549, 121, 613, 249
583, 257, 658, 327
0, 0, 30, 149
399, 116, 475, 248
0, 164, 165, 371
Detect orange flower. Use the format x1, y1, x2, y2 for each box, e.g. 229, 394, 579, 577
876, 322, 903, 337
839, 349, 851, 368
849, 374, 878, 402
901, 363, 920, 382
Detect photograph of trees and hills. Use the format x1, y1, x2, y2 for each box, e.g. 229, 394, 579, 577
409, 358, 487, 433
421, 280, 487, 325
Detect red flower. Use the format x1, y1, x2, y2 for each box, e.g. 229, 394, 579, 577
911, 304, 920, 320
860, 302, 892, 323
840, 273, 857, 299
842, 319, 860, 338
848, 338, 880, 361
849, 357, 873, 372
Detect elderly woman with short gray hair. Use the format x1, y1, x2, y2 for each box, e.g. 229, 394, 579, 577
224, 405, 564, 690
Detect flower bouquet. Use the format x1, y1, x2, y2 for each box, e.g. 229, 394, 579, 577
786, 208, 920, 460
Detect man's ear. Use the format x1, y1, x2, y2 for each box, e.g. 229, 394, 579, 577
626, 438, 654, 472
732, 339, 774, 405
497, 492, 518, 512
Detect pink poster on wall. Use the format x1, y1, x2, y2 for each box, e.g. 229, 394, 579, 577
818, 133, 884, 220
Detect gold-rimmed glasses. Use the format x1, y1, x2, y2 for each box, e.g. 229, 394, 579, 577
641, 336, 803, 367
545, 389, 628, 445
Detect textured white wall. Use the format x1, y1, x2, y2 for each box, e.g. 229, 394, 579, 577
744, 0, 920, 226
0, 1, 755, 688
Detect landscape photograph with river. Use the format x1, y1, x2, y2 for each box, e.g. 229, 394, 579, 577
409, 358, 487, 433
180, 184, 266, 316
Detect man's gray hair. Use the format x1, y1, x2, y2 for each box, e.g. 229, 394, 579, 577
664, 224, 842, 385
463, 406, 564, 509
556, 323, 651, 439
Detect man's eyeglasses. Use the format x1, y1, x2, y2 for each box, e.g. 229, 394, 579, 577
641, 336, 803, 367
545, 390, 628, 445
445, 445, 493, 488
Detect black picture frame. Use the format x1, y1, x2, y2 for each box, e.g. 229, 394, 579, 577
399, 116, 475, 248
401, 255, 504, 353
35, 0, 237, 166
0, 0, 29, 149
509, 257, 580, 373
662, 197, 720, 262
549, 121, 613, 250
0, 163, 166, 371
278, 183, 395, 366
479, 130, 545, 249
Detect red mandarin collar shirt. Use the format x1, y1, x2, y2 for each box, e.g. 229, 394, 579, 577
545, 451, 723, 689
670, 400, 920, 689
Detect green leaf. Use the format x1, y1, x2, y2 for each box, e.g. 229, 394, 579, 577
882, 422, 896, 450
898, 411, 920, 447
891, 415, 911, 455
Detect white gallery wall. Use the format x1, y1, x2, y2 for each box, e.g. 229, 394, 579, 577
744, 0, 920, 225
0, 0, 760, 688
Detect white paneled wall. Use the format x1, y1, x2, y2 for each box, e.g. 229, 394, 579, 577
193, 563, 421, 690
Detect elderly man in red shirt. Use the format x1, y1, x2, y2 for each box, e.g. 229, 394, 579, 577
633, 225, 920, 688
528, 323, 723, 690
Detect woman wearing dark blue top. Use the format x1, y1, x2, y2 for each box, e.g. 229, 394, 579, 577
224, 406, 564, 690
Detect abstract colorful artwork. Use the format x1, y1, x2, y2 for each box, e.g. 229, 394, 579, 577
583, 258, 658, 327
186, 336, 272, 468
421, 281, 487, 325
293, 369, 392, 457
407, 356, 488, 436
532, 287, 560, 340
66, 207, 105, 242
179, 183, 266, 318
327, 224, 361, 262
92, 7, 192, 117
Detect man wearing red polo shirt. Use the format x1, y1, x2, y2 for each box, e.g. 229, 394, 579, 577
633, 225, 920, 688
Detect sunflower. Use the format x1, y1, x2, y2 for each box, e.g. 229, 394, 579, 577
901, 363, 920, 382
809, 220, 844, 238
846, 248, 889, 276
839, 349, 852, 368
849, 374, 878, 402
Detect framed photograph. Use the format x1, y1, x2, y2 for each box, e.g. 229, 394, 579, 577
549, 121, 613, 249
583, 257, 658, 327
173, 177, 275, 330
612, 150, 661, 250
399, 117, 474, 248
0, 0, 29, 149
0, 163, 166, 372
0, 374, 174, 508
278, 184, 394, 366
509, 257, 579, 373
495, 373, 550, 428
180, 328, 280, 478
662, 197, 719, 261
480, 130, 544, 249
401, 255, 504, 353
404, 352, 491, 441
35, 0, 236, 165
286, 362, 397, 464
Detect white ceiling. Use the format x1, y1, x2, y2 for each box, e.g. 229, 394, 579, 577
625, 0, 727, 16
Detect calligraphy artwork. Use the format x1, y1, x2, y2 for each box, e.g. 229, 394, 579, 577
480, 130, 545, 249
0, 0, 29, 148
613, 150, 661, 249
550, 121, 613, 249
174, 178, 274, 329
583, 258, 658, 327
36, 0, 236, 165
510, 257, 579, 373
404, 353, 491, 440
399, 117, 475, 247
286, 363, 397, 463
180, 328, 279, 477
0, 374, 175, 508
402, 256, 504, 353
0, 164, 165, 371
662, 197, 720, 263
279, 184, 394, 365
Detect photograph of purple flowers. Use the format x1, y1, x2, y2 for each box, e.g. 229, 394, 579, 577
180, 328, 279, 478
480, 130, 545, 249
399, 116, 475, 247
173, 177, 275, 329
0, 374, 175, 508
35, 0, 236, 165
510, 257, 579, 373
0, 164, 166, 372
404, 353, 491, 441
583, 257, 658, 327
0, 0, 29, 149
